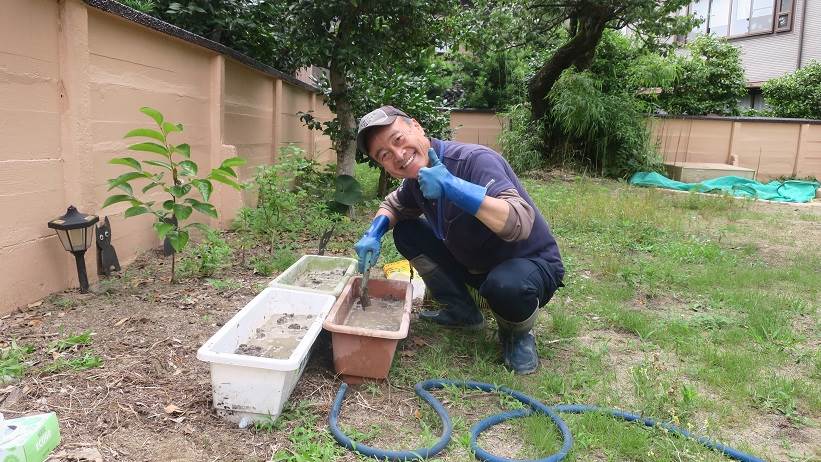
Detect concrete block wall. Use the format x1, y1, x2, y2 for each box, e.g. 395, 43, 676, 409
650, 116, 821, 181
0, 0, 331, 313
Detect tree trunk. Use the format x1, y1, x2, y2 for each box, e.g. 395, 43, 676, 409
329, 67, 356, 177
527, 13, 610, 123
170, 252, 176, 284
377, 167, 391, 197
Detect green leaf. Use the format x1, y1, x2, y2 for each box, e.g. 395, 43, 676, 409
167, 230, 189, 252
183, 222, 210, 234
217, 166, 237, 178
123, 128, 165, 143
142, 182, 162, 193
129, 142, 169, 157
190, 201, 217, 219
169, 184, 192, 197
162, 121, 181, 134
102, 194, 133, 208
113, 182, 133, 195
191, 179, 212, 201
124, 206, 150, 218
162, 200, 175, 210
334, 175, 363, 206
172, 204, 193, 221
140, 107, 164, 127
153, 222, 174, 240
107, 171, 150, 190
143, 160, 173, 170
208, 171, 242, 190
220, 157, 247, 168
174, 144, 191, 158
178, 160, 198, 176
109, 157, 142, 171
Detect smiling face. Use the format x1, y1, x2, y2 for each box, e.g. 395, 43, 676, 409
366, 117, 430, 180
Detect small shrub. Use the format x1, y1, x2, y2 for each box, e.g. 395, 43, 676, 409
102, 107, 245, 282
177, 230, 233, 278
250, 249, 296, 276
499, 103, 545, 174
762, 60, 821, 119
657, 35, 747, 116
549, 70, 661, 177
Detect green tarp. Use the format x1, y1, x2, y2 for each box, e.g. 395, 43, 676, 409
629, 172, 820, 203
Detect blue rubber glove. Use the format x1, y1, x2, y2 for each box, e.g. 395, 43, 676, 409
354, 215, 390, 273
418, 148, 487, 215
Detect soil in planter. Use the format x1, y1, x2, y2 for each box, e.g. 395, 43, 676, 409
343, 296, 404, 331
235, 313, 314, 359
292, 267, 346, 291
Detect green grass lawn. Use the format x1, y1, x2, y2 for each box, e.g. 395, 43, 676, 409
308, 169, 819, 462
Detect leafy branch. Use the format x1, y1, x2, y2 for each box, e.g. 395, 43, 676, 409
103, 107, 246, 281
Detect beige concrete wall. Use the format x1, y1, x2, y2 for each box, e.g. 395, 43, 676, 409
651, 117, 821, 181
0, 0, 329, 314
450, 110, 506, 154
0, 0, 68, 311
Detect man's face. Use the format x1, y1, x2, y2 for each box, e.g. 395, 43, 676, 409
367, 118, 430, 180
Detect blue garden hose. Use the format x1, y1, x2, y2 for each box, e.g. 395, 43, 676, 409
328, 379, 765, 462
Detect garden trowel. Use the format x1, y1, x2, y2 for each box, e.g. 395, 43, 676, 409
359, 252, 372, 309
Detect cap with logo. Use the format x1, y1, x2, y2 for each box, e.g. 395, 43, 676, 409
356, 106, 410, 155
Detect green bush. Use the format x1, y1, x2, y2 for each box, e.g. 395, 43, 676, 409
549, 70, 661, 177
535, 31, 674, 177
177, 230, 233, 278
250, 249, 296, 276
499, 103, 545, 173
446, 48, 533, 111
657, 35, 747, 116
762, 61, 821, 119
233, 144, 355, 253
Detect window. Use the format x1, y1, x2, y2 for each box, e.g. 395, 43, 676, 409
709, 0, 731, 35
688, 0, 794, 39
688, 0, 710, 40
776, 0, 793, 30
730, 0, 774, 35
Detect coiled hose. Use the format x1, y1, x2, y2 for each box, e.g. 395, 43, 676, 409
328, 379, 765, 462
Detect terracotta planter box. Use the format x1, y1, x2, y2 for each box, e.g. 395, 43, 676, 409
323, 277, 412, 384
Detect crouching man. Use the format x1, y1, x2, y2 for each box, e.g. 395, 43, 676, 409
353, 106, 564, 374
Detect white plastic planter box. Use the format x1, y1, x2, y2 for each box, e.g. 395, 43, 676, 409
196, 287, 335, 424
268, 254, 356, 297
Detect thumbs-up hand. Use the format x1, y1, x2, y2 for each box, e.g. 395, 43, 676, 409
427, 148, 442, 167
418, 148, 449, 200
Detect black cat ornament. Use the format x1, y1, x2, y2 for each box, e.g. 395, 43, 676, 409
96, 217, 121, 276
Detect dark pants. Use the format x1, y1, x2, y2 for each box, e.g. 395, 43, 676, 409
393, 219, 562, 322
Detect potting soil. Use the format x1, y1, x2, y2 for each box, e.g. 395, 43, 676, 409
234, 313, 314, 359
344, 297, 404, 331
292, 268, 346, 291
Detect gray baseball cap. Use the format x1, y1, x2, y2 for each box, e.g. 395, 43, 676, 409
356, 105, 410, 156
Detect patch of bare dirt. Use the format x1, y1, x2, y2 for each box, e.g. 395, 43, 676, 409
0, 248, 350, 462
720, 412, 821, 462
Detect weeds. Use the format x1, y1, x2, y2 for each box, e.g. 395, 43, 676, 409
49, 331, 93, 352
0, 341, 34, 381
43, 353, 103, 373
269, 400, 343, 461
177, 230, 233, 278
205, 278, 241, 293
250, 249, 296, 276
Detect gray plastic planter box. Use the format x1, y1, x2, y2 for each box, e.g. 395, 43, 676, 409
268, 254, 356, 297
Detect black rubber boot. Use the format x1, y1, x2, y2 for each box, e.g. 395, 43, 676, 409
412, 255, 485, 330
495, 310, 539, 375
